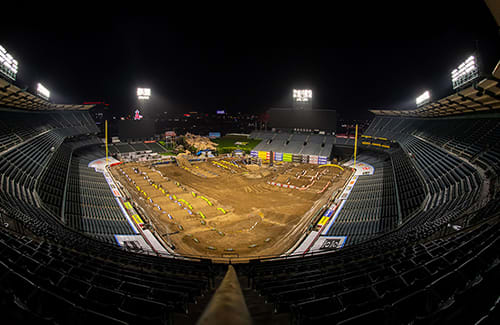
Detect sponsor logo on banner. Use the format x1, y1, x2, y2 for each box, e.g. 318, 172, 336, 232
319, 236, 347, 249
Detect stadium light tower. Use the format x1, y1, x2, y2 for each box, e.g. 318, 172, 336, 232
292, 89, 313, 109
416, 90, 430, 107
451, 55, 479, 90
0, 44, 19, 81
135, 87, 150, 120
37, 83, 50, 101
137, 87, 151, 100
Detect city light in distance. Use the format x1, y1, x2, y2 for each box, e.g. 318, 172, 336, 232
137, 88, 151, 100
37, 83, 50, 100
416, 90, 430, 107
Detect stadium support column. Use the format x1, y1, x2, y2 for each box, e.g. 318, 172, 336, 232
353, 124, 358, 168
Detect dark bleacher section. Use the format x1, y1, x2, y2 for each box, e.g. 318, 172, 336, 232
403, 136, 481, 212
242, 213, 499, 324
390, 147, 426, 221
0, 109, 98, 153
114, 143, 136, 153
323, 146, 426, 247
0, 129, 68, 206
129, 142, 149, 151
365, 116, 500, 176
145, 142, 168, 153
360, 117, 484, 234
65, 146, 136, 244
326, 152, 399, 246
251, 131, 340, 157
107, 142, 168, 155
0, 226, 214, 324
37, 143, 72, 217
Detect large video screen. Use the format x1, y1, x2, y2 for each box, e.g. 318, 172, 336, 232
267, 108, 337, 132
118, 119, 156, 139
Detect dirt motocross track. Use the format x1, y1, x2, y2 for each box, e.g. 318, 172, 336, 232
111, 158, 351, 259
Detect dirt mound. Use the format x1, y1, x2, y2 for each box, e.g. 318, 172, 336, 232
184, 133, 218, 151
246, 164, 260, 171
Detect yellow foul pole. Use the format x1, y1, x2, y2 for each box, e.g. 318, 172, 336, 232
105, 120, 108, 162
354, 124, 358, 168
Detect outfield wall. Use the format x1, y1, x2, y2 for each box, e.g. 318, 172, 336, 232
251, 150, 328, 165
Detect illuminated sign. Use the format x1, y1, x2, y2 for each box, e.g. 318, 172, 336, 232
134, 109, 143, 120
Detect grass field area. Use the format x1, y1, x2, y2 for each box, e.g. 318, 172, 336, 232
159, 151, 176, 156
212, 135, 261, 154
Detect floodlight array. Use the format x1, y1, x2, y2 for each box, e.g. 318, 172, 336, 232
0, 44, 19, 80
137, 88, 151, 100
293, 89, 312, 102
451, 56, 478, 89
37, 83, 50, 100
416, 90, 430, 107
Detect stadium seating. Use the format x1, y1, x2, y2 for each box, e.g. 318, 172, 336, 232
325, 152, 399, 246
1, 102, 499, 324
365, 116, 500, 175
65, 146, 136, 244
251, 131, 338, 158
242, 205, 499, 324
390, 147, 426, 220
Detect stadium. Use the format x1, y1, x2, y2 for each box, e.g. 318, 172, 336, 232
1, 4, 500, 325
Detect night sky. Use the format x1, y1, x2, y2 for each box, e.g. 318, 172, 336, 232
1, 1, 499, 120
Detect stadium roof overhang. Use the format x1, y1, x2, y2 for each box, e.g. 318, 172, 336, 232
370, 59, 500, 118
0, 78, 94, 111
484, 0, 500, 28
